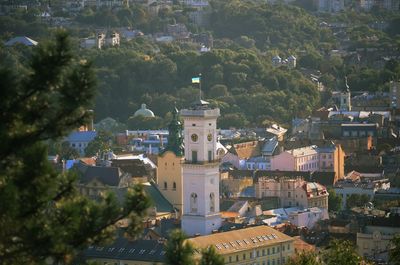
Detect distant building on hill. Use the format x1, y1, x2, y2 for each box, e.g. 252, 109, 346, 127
272, 55, 296, 68
5, 36, 38, 46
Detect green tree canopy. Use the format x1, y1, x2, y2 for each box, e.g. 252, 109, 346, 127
85, 130, 113, 157
323, 240, 363, 265
285, 251, 322, 265
328, 188, 342, 212
165, 229, 195, 265
389, 234, 400, 265
0, 31, 150, 264
200, 245, 224, 265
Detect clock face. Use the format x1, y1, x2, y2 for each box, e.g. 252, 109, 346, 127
191, 134, 198, 142
207, 133, 212, 141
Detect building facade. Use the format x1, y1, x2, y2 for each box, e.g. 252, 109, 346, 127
181, 99, 222, 236
255, 177, 329, 209
271, 143, 345, 181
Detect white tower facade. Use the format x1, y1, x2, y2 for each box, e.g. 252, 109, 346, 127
180, 100, 222, 236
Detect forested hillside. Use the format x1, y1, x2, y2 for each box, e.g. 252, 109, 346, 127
1, 0, 400, 129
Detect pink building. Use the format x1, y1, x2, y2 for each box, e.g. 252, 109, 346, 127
272, 146, 319, 172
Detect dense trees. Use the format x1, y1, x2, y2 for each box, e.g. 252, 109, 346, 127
327, 188, 342, 212
323, 240, 365, 265
285, 251, 321, 265
287, 239, 372, 265
389, 235, 400, 265
347, 194, 370, 209
200, 246, 225, 265
165, 230, 195, 265
0, 31, 150, 264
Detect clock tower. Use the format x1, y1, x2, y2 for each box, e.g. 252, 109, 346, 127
180, 99, 222, 236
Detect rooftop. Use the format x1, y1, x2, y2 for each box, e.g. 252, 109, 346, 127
288, 145, 318, 157
83, 237, 165, 263
67, 131, 97, 143
188, 225, 293, 255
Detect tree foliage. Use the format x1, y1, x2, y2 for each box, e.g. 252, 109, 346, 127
165, 229, 195, 265
389, 234, 400, 265
327, 188, 342, 212
85, 130, 113, 157
285, 251, 321, 265
346, 194, 370, 209
0, 31, 150, 264
323, 240, 363, 265
200, 245, 224, 265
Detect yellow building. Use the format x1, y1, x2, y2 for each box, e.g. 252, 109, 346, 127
188, 225, 295, 265
157, 151, 184, 214
157, 107, 185, 214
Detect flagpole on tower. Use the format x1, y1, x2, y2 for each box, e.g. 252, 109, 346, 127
199, 73, 202, 100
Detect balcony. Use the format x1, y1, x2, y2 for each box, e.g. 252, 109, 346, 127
180, 108, 220, 118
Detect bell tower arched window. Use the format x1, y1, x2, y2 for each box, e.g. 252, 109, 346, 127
190, 193, 198, 213
210, 192, 215, 212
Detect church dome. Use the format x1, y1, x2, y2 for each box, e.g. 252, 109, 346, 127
134, 103, 155, 117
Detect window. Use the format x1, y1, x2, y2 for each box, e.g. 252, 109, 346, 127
229, 256, 232, 263
236, 255, 239, 261
287, 244, 290, 250
208, 150, 212, 162
243, 253, 246, 260
173, 182, 176, 190
210, 193, 215, 212
190, 193, 198, 213
164, 182, 167, 190
272, 247, 275, 254
288, 192, 291, 198
192, 151, 198, 163
268, 249, 270, 255
262, 249, 265, 256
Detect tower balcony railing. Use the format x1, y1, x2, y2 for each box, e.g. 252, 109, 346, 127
180, 108, 220, 117
183, 159, 220, 165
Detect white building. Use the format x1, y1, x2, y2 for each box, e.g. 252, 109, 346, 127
181, 99, 222, 236
66, 131, 97, 156
288, 207, 329, 229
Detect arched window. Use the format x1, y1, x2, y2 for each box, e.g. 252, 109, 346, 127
164, 181, 167, 190
210, 192, 215, 212
173, 182, 176, 190
190, 193, 198, 213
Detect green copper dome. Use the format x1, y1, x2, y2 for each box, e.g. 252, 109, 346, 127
134, 103, 155, 117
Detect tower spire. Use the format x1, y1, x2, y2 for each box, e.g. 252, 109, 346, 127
162, 105, 183, 156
